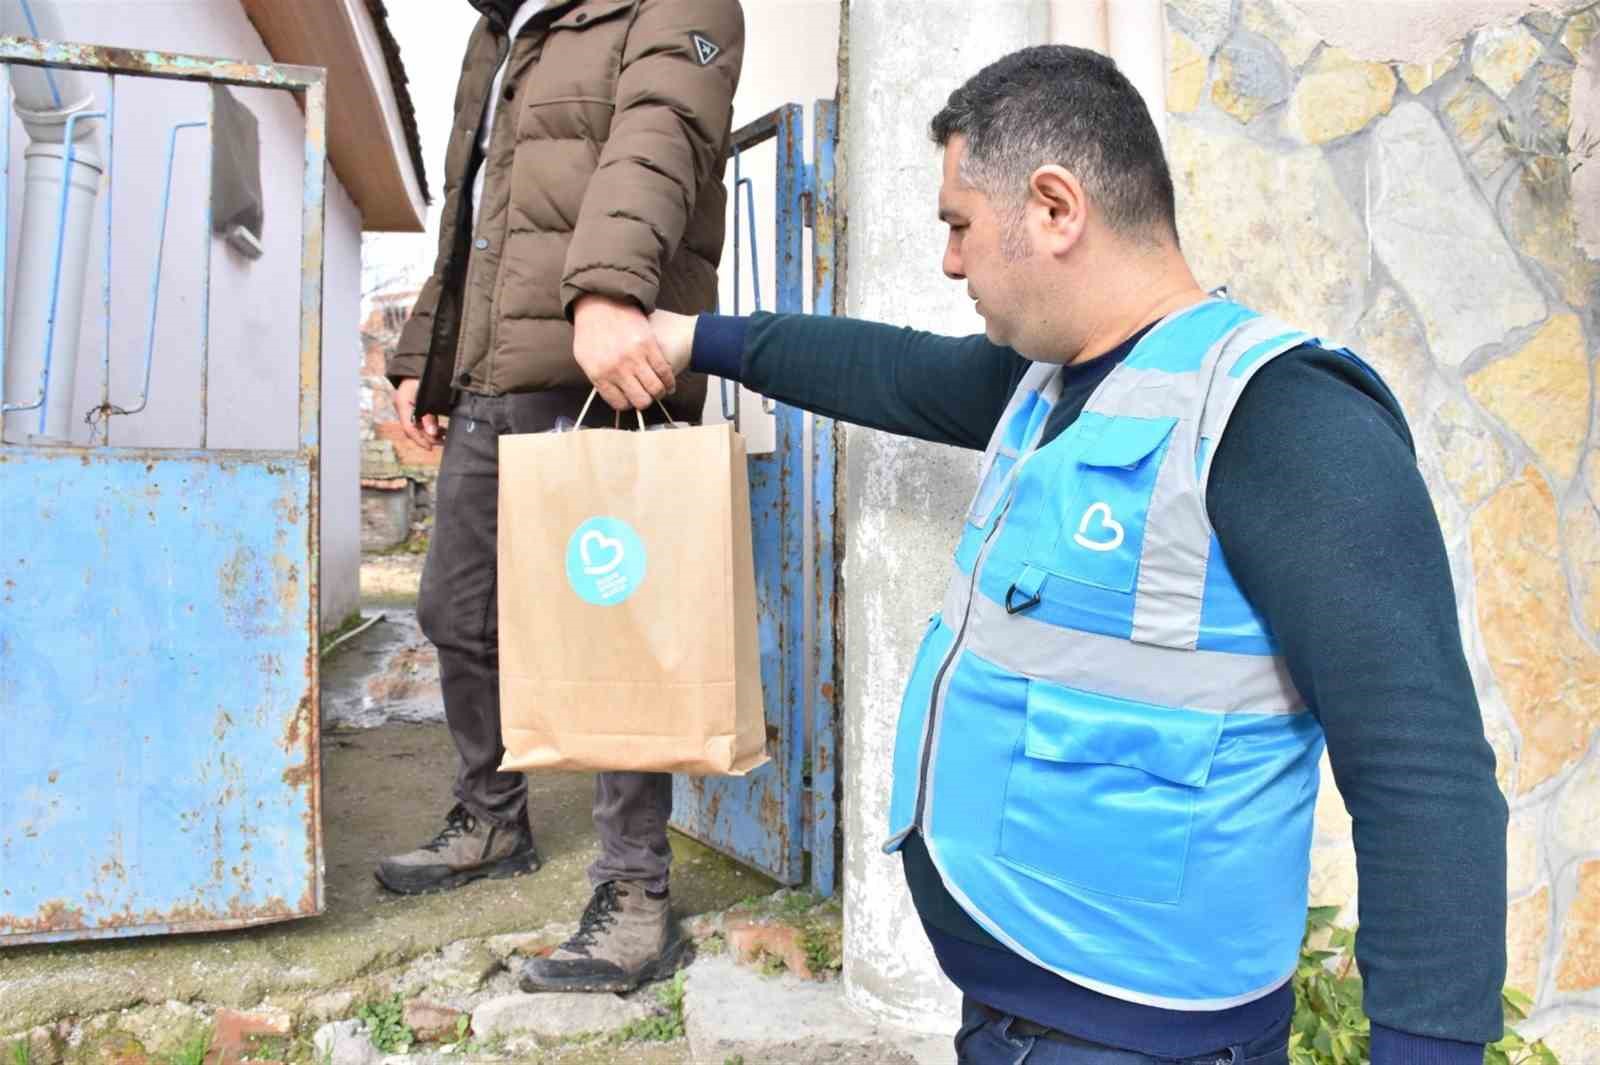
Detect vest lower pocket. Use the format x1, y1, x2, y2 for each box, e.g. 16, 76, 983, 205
997, 678, 1223, 904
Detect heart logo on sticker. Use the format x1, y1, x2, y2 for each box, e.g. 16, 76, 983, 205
566, 518, 648, 606
1072, 501, 1126, 553
579, 531, 625, 576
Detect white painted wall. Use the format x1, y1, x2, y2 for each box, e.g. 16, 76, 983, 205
18, 0, 365, 629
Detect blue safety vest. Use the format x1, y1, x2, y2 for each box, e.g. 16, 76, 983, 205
885, 300, 1367, 1009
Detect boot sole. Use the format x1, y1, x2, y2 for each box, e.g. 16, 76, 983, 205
374, 849, 542, 896
518, 934, 688, 994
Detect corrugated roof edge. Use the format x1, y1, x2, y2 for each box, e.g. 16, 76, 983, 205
363, 0, 431, 206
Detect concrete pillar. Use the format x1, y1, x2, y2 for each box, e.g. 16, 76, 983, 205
840, 0, 1048, 1035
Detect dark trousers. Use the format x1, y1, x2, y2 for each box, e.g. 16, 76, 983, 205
954, 998, 1291, 1065
416, 389, 674, 893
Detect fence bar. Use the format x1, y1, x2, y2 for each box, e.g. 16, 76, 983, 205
96, 72, 114, 443
297, 74, 327, 912
808, 98, 839, 897
773, 102, 806, 883
114, 120, 205, 418
723, 144, 741, 423
199, 88, 213, 448
0, 36, 322, 91
298, 77, 326, 453
0, 64, 10, 435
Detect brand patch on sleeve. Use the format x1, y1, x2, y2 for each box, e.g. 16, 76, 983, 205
692, 33, 720, 66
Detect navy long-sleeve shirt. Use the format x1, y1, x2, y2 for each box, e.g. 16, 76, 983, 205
690, 311, 1508, 1065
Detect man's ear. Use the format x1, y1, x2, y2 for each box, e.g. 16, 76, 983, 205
1029, 165, 1088, 255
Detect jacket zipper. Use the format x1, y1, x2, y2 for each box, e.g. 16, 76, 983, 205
415, 32, 510, 415
481, 29, 517, 394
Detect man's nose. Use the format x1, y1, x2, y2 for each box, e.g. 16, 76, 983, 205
943, 243, 964, 281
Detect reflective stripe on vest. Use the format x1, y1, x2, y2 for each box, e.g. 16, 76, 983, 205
885, 300, 1334, 1009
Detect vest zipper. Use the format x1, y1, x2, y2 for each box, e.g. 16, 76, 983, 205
911, 498, 1011, 834
911, 368, 1060, 836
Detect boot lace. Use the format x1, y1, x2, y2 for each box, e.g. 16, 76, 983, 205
421, 803, 476, 854
562, 882, 622, 956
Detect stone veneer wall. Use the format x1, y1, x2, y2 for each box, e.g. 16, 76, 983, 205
1164, 0, 1600, 1055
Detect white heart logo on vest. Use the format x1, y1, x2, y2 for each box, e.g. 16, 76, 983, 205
580, 531, 627, 576
1073, 502, 1125, 552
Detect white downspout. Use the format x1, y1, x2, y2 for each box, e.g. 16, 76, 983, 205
1106, 0, 1168, 148
1049, 0, 1109, 52
1051, 0, 1168, 148
1, 0, 104, 444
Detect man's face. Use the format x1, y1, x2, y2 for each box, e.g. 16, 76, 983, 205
938, 136, 1035, 350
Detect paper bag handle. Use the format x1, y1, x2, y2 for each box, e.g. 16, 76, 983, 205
574, 389, 680, 432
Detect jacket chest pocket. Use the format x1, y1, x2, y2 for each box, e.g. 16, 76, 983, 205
515, 1, 634, 116
997, 679, 1222, 904
1023, 415, 1177, 596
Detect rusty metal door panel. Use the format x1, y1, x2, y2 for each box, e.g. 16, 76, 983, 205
0, 41, 327, 944
671, 102, 841, 893
0, 448, 320, 943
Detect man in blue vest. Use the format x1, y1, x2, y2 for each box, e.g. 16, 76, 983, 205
599, 45, 1509, 1065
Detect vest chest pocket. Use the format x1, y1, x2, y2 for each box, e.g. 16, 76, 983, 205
1024, 415, 1177, 596
998, 679, 1222, 904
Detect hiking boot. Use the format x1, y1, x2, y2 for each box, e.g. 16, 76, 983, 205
518, 880, 685, 993
375, 803, 541, 895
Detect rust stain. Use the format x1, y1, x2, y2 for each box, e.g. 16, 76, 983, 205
272, 495, 302, 527
282, 692, 312, 749
8, 890, 306, 938
759, 785, 786, 848
1, 899, 88, 934
819, 682, 835, 704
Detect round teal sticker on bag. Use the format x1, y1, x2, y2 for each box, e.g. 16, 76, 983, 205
566, 517, 648, 606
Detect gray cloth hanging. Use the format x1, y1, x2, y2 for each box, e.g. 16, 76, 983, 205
210, 85, 262, 243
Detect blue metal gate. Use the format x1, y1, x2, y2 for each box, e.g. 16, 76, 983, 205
670, 100, 842, 896
0, 41, 326, 943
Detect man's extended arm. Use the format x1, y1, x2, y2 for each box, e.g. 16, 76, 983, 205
678, 312, 1025, 450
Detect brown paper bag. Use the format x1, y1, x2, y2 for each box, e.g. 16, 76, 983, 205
497, 414, 769, 776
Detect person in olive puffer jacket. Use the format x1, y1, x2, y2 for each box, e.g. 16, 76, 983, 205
381, 0, 743, 995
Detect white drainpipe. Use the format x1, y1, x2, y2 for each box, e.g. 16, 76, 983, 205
1, 0, 104, 445
1051, 0, 1168, 147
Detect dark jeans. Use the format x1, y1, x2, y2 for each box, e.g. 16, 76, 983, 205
416, 388, 675, 893
954, 998, 1291, 1065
